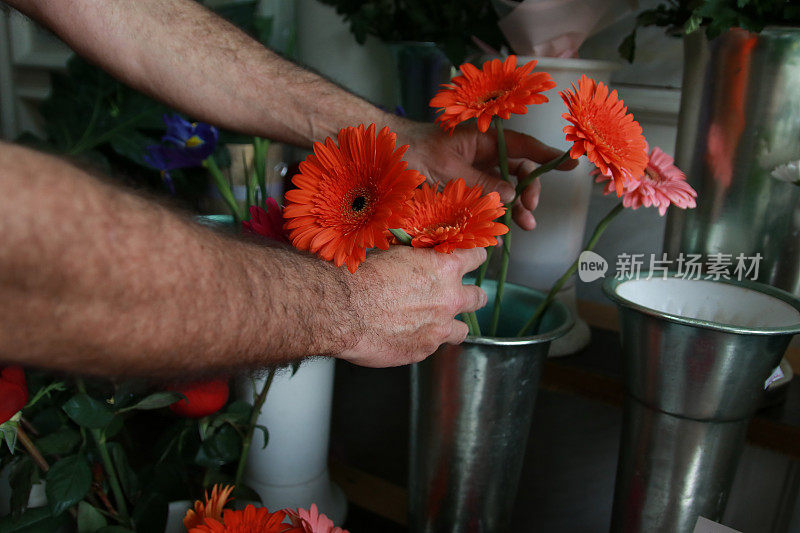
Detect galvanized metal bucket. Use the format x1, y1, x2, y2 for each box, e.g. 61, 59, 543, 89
408, 280, 573, 532
664, 27, 800, 295
603, 274, 800, 532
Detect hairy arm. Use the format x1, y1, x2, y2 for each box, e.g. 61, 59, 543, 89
8, 0, 385, 148
8, 0, 574, 228
0, 144, 485, 377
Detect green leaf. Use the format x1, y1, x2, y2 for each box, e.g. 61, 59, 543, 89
195, 425, 241, 468
26, 382, 66, 410
130, 492, 167, 533
77, 501, 107, 533
0, 506, 70, 533
9, 457, 34, 518
103, 415, 124, 439
1, 419, 19, 454
62, 394, 114, 429
224, 401, 252, 425
106, 443, 137, 499
35, 428, 80, 456
255, 425, 269, 450
108, 130, 158, 168
96, 527, 135, 533
45, 455, 92, 516
684, 13, 703, 34
118, 391, 183, 412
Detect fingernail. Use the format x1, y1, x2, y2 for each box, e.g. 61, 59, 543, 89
496, 183, 514, 203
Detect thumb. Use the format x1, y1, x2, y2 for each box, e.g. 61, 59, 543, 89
457, 164, 515, 204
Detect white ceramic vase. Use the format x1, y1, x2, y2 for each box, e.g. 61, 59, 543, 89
503, 56, 619, 356
238, 358, 346, 526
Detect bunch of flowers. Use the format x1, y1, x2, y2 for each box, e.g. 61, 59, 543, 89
428, 55, 697, 336
182, 484, 347, 533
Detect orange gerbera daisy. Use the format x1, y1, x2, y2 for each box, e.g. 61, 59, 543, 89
188, 505, 301, 533
430, 55, 555, 133
184, 484, 235, 530
561, 75, 648, 196
283, 124, 425, 273
399, 178, 508, 254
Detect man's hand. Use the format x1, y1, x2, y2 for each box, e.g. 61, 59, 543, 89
396, 121, 578, 230
338, 246, 487, 368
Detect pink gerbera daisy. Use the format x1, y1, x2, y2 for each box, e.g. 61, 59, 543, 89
287, 504, 349, 533
594, 147, 697, 216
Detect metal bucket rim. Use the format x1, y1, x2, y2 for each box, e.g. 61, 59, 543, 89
464, 279, 574, 345
603, 272, 800, 335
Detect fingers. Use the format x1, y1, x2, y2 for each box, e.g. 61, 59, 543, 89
503, 129, 578, 170
459, 284, 487, 314
512, 203, 537, 230
453, 247, 487, 274
444, 320, 469, 345
458, 164, 515, 204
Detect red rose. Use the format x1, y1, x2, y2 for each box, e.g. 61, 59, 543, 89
0, 366, 28, 424
168, 379, 229, 418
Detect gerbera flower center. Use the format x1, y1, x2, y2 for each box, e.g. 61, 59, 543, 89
644, 167, 663, 184
341, 186, 375, 221
351, 195, 367, 212
475, 89, 507, 107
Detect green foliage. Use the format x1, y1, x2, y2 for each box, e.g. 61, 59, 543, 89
9, 457, 35, 519
34, 428, 80, 456
317, 0, 509, 65
117, 391, 184, 413
77, 501, 108, 533
45, 455, 92, 516
620, 0, 799, 61
63, 394, 115, 430
0, 506, 70, 533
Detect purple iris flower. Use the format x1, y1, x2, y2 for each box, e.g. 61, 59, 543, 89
144, 114, 219, 193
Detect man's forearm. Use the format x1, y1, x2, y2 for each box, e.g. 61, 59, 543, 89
0, 143, 356, 376
9, 0, 396, 148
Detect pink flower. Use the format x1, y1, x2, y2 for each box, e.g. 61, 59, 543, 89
594, 147, 697, 216
242, 198, 289, 242
287, 504, 348, 533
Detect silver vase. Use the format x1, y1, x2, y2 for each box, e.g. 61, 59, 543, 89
408, 280, 573, 532
603, 274, 800, 532
663, 27, 800, 295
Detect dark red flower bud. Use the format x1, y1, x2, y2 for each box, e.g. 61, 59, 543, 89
0, 366, 27, 424
168, 379, 229, 418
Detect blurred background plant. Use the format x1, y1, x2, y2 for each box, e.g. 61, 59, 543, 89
315, 0, 508, 65
620, 0, 800, 61
15, 1, 286, 209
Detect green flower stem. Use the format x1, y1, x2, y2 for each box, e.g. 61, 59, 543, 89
244, 152, 256, 215
488, 118, 513, 337
234, 369, 275, 487
462, 311, 481, 337
253, 138, 270, 209
75, 379, 130, 526
204, 157, 244, 224
495, 119, 511, 185
389, 228, 413, 245
488, 212, 511, 337
514, 150, 573, 202
517, 202, 624, 336
475, 246, 493, 288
